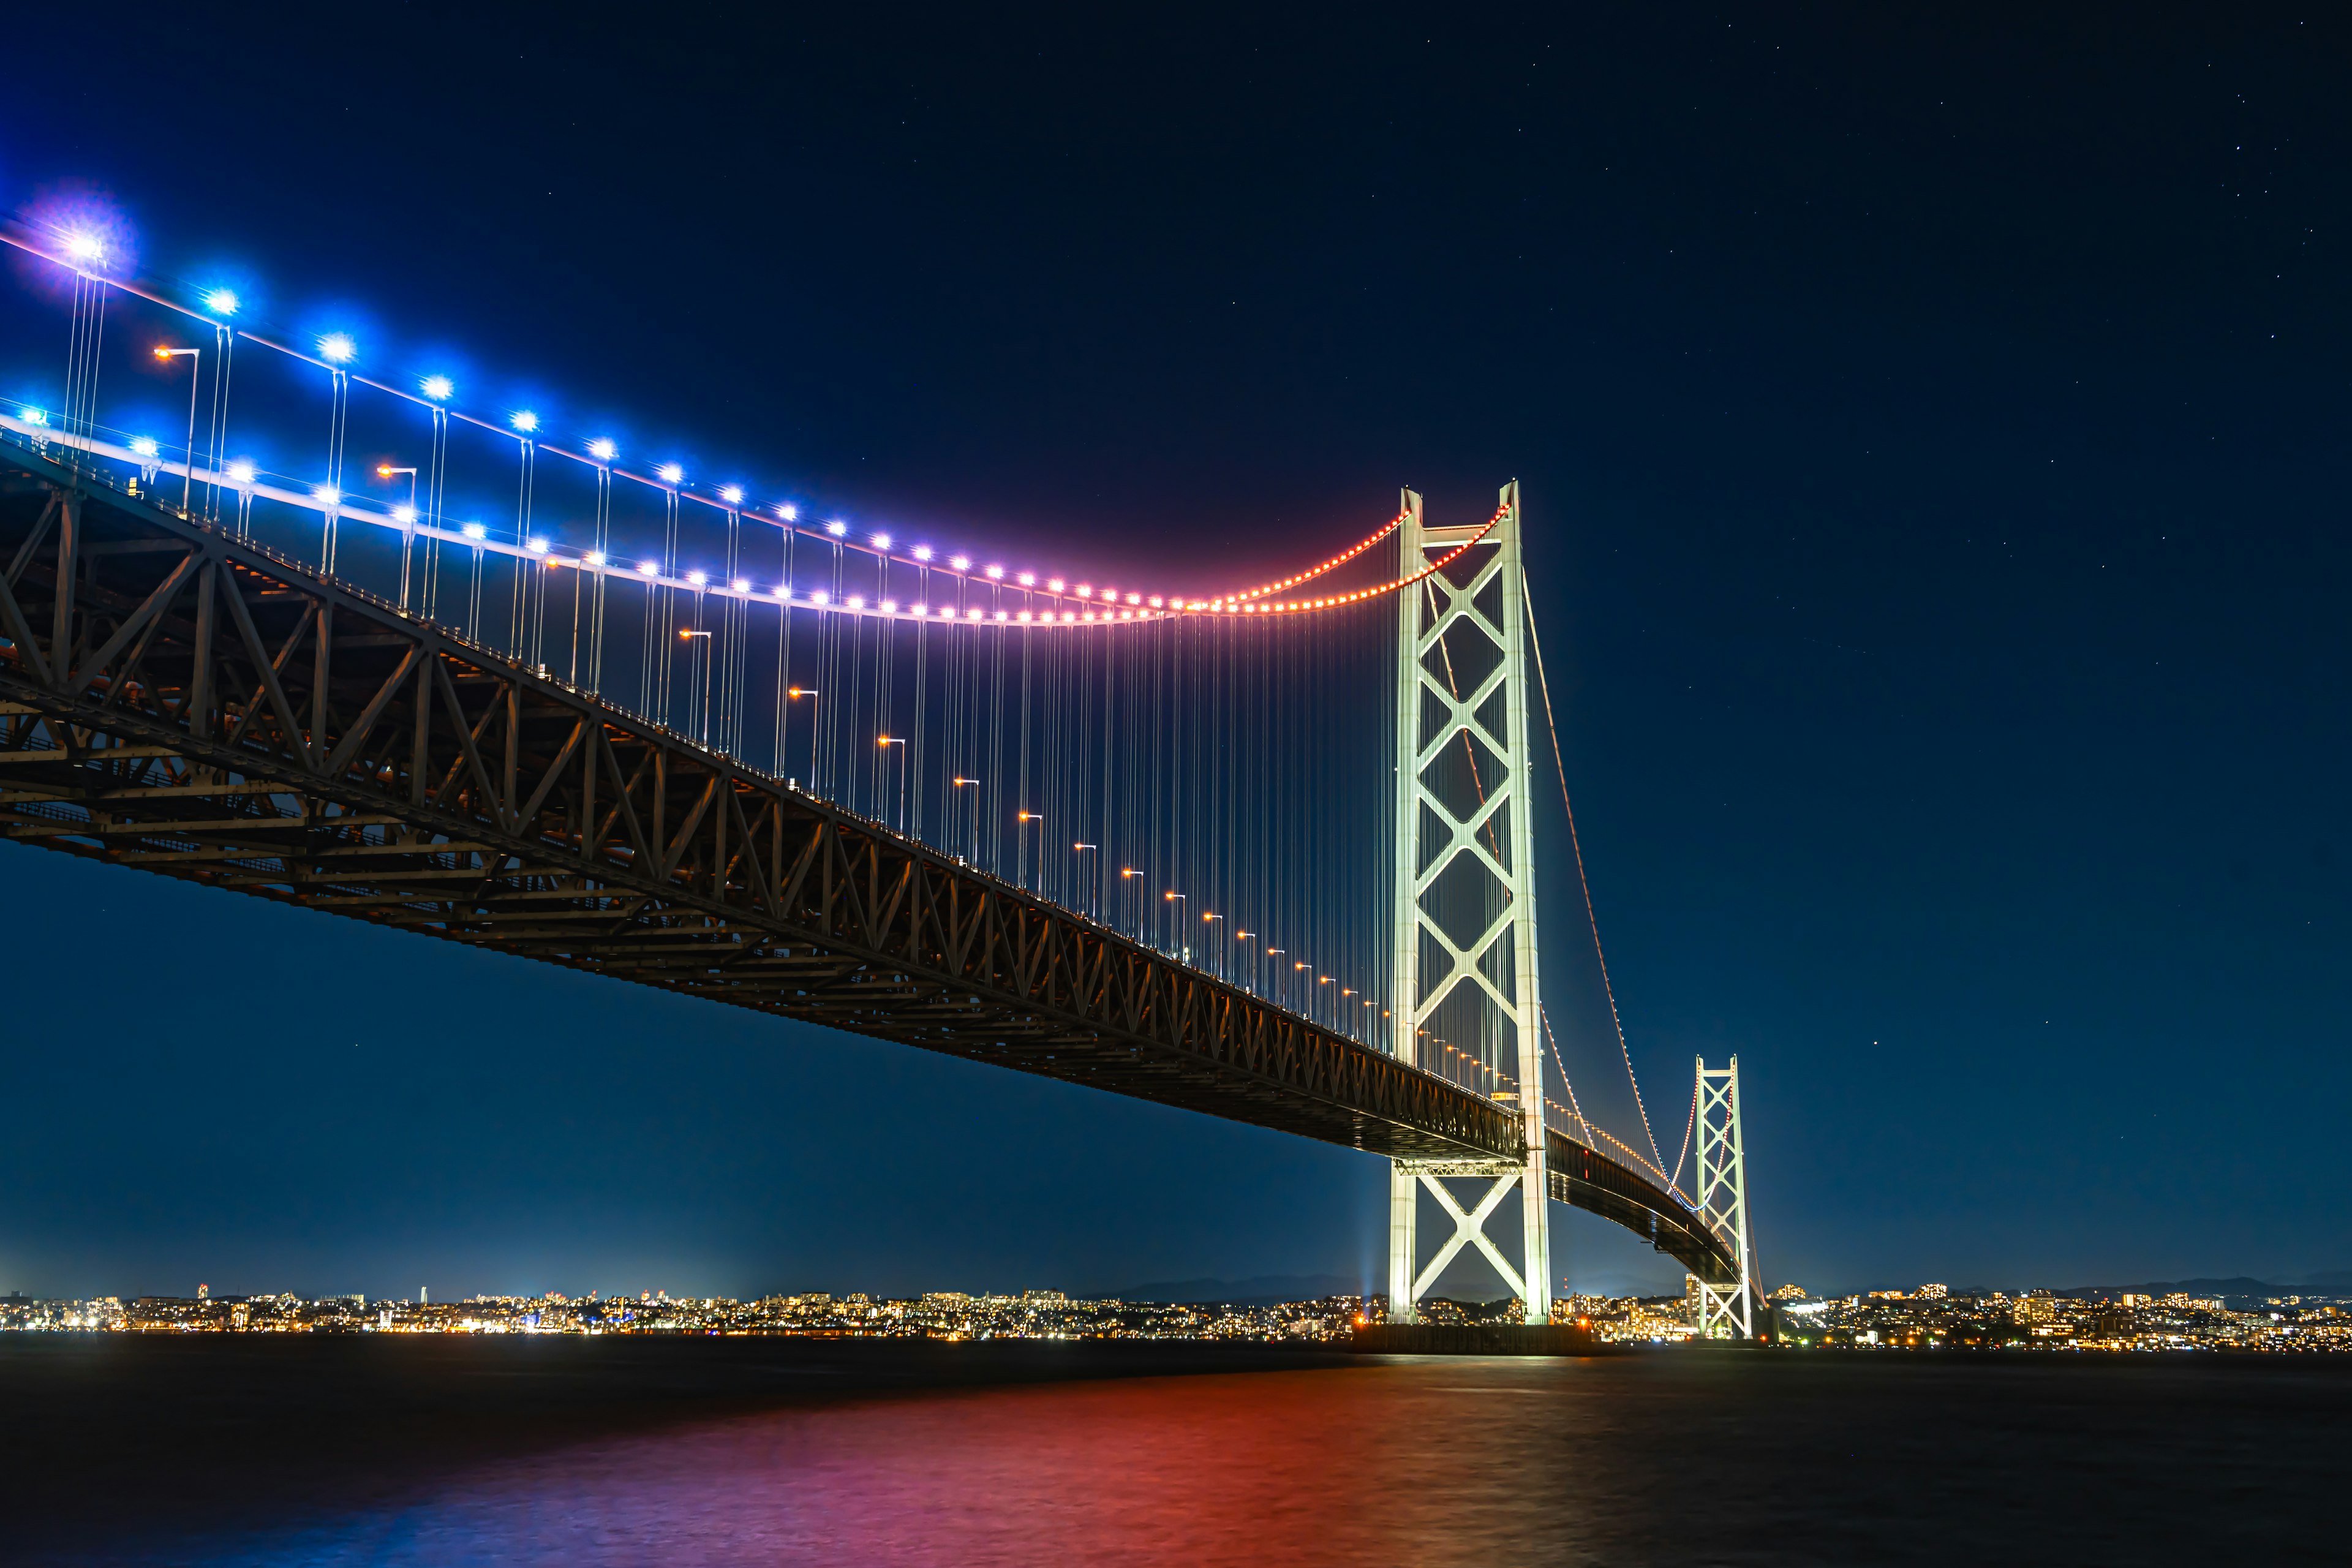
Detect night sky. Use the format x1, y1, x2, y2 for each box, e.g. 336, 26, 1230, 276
1, 6, 2344, 1302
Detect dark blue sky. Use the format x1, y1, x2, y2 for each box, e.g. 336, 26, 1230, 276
1, 4, 2345, 1300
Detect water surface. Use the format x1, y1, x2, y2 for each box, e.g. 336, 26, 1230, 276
7, 1339, 2339, 1563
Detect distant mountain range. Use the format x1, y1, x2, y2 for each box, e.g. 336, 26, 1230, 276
1097, 1274, 1363, 1305
2052, 1273, 2352, 1300
1093, 1270, 2352, 1306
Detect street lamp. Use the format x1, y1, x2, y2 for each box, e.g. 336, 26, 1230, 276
1201, 911, 1224, 979
378, 464, 421, 606
785, 687, 820, 790
878, 736, 908, 831
1014, 810, 1045, 890
153, 345, 201, 511
1119, 867, 1145, 939
1071, 843, 1100, 919
1266, 949, 1286, 1008
950, 776, 982, 862
678, 627, 712, 744
1162, 891, 1186, 959
1234, 929, 1255, 994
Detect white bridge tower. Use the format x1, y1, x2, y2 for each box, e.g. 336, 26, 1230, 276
1692, 1055, 1755, 1338
1387, 482, 1552, 1325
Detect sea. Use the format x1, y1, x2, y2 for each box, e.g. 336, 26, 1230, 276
4, 1335, 2342, 1564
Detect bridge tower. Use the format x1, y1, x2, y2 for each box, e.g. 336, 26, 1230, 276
1387, 481, 1553, 1325
1692, 1056, 1755, 1338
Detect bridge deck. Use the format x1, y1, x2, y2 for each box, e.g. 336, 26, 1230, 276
0, 442, 1735, 1284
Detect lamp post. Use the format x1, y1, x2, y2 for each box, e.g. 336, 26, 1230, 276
1266, 949, 1286, 1009
1014, 810, 1045, 891
379, 464, 420, 609
678, 628, 713, 744
1234, 930, 1255, 995
153, 345, 200, 511
1162, 891, 1186, 960
1071, 843, 1100, 920
1201, 911, 1224, 979
1119, 867, 1145, 941
785, 687, 820, 790
878, 735, 908, 832
950, 775, 982, 863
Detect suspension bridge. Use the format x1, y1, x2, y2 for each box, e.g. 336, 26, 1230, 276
0, 211, 1759, 1334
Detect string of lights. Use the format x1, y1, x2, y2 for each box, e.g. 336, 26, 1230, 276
0, 208, 1683, 1189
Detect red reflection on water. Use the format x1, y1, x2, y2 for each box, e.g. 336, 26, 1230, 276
269, 1365, 1561, 1564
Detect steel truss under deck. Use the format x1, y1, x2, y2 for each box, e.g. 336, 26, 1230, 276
0, 443, 1735, 1284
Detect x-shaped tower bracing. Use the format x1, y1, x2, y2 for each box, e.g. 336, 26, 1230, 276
1692, 1057, 1755, 1338
1387, 481, 1552, 1324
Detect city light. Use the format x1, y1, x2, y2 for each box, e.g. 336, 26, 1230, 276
586, 551, 608, 567
21, 407, 47, 426
318, 334, 356, 364
912, 545, 933, 562
778, 503, 798, 521
657, 462, 684, 484
527, 537, 549, 554
720, 485, 744, 505
421, 375, 453, 401
687, 571, 707, 587
873, 532, 892, 548
588, 437, 617, 461
225, 460, 254, 484
461, 522, 488, 541
312, 485, 341, 506
731, 578, 751, 592
129, 436, 160, 458
826, 520, 848, 537
393, 505, 418, 526
985, 564, 1005, 580
62, 232, 103, 264
638, 560, 659, 575
204, 288, 239, 316
1017, 572, 1036, 587
511, 410, 540, 433
951, 554, 971, 571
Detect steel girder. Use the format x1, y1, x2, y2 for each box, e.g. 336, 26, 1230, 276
0, 443, 1736, 1281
